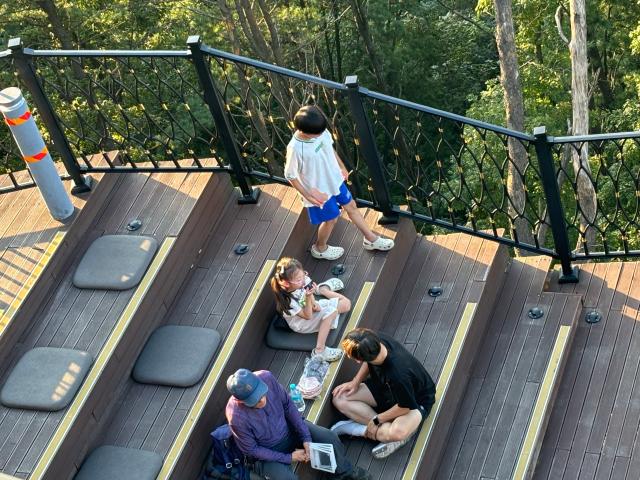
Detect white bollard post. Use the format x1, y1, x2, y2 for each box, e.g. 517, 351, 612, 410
0, 87, 74, 221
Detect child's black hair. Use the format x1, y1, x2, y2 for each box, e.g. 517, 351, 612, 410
270, 257, 304, 314
293, 105, 328, 135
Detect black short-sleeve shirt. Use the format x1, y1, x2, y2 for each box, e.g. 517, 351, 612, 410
367, 332, 436, 410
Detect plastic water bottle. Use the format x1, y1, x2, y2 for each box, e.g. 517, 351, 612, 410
290, 383, 306, 413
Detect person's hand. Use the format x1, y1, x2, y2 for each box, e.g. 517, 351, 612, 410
305, 282, 318, 296
366, 419, 379, 440
341, 168, 349, 180
332, 379, 359, 398
292, 449, 309, 463
303, 442, 311, 461
309, 188, 330, 206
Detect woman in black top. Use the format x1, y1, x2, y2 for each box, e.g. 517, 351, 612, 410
331, 328, 436, 459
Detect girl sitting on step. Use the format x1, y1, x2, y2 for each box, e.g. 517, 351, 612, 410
270, 257, 351, 362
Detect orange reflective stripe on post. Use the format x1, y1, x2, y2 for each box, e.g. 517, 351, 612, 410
4, 110, 32, 126
23, 146, 48, 163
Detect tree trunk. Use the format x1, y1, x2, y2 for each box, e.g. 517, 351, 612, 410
36, 0, 112, 151
493, 0, 534, 246
569, 0, 597, 250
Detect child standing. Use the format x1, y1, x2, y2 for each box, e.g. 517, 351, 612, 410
284, 105, 394, 260
270, 257, 351, 361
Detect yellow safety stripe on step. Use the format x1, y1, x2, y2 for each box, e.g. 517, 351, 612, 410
512, 324, 572, 480
305, 281, 374, 424
402, 302, 478, 480
157, 259, 276, 480
30, 237, 176, 480
0, 231, 65, 338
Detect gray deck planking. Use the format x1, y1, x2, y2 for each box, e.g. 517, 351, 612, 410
436, 256, 582, 480
94, 183, 303, 460
328, 233, 501, 480
0, 177, 87, 311
0, 170, 212, 478
533, 260, 640, 480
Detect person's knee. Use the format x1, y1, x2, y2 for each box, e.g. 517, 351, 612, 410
387, 423, 412, 442
332, 394, 347, 413
338, 297, 351, 313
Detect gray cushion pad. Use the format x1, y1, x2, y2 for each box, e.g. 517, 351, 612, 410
132, 325, 221, 387
1, 347, 93, 411
75, 446, 162, 480
265, 314, 345, 351
73, 235, 158, 290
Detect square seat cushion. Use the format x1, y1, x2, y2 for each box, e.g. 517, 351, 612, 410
73, 235, 159, 290
75, 446, 162, 480
0, 347, 93, 411
132, 325, 221, 387
265, 313, 345, 351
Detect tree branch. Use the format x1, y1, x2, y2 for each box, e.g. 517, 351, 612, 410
555, 5, 570, 45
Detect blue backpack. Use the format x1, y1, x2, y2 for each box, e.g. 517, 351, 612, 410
202, 424, 250, 480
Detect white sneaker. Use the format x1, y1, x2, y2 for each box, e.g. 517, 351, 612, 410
312, 346, 343, 362
363, 236, 394, 251
311, 244, 345, 260
371, 436, 413, 459
331, 420, 366, 437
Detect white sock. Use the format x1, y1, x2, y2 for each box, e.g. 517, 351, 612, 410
332, 420, 367, 437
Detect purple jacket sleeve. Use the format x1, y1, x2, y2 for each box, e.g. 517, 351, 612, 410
229, 416, 292, 464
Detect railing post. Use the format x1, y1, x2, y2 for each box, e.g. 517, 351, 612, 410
533, 126, 579, 283
344, 75, 398, 224
187, 35, 259, 204
8, 38, 91, 195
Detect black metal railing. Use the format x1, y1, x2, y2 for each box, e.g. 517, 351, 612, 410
2, 36, 640, 280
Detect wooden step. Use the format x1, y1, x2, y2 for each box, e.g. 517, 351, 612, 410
435, 257, 583, 480
72, 183, 310, 480
158, 208, 415, 480
0, 166, 231, 479
513, 294, 581, 480
320, 232, 507, 480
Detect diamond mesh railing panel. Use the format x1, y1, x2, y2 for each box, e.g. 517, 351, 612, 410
552, 135, 640, 257
31, 54, 221, 170
362, 93, 554, 254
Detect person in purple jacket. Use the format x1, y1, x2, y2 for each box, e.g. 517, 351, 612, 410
226, 369, 369, 480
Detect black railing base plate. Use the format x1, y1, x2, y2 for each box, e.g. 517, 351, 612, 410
236, 186, 261, 205
70, 175, 93, 195
558, 265, 580, 284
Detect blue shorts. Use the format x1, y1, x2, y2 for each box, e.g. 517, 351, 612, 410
307, 183, 353, 225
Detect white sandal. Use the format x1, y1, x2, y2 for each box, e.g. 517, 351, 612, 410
316, 278, 344, 292
311, 244, 344, 260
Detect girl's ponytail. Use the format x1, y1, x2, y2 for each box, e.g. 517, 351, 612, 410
271, 257, 303, 314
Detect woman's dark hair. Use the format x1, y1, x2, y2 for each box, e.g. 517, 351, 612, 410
293, 105, 328, 134
341, 328, 382, 362
270, 257, 304, 314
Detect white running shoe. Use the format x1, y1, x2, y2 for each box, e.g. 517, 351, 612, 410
312, 346, 343, 362
331, 420, 367, 437
311, 244, 345, 260
371, 435, 413, 459
363, 236, 394, 251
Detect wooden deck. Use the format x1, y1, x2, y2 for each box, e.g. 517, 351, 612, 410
334, 232, 505, 480
93, 183, 304, 461
435, 257, 582, 480
0, 175, 87, 313
0, 169, 217, 479
534, 261, 640, 480
4, 172, 640, 480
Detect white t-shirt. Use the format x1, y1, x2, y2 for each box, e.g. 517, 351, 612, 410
284, 129, 344, 207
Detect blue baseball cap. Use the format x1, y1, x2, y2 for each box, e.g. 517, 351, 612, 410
227, 369, 268, 407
